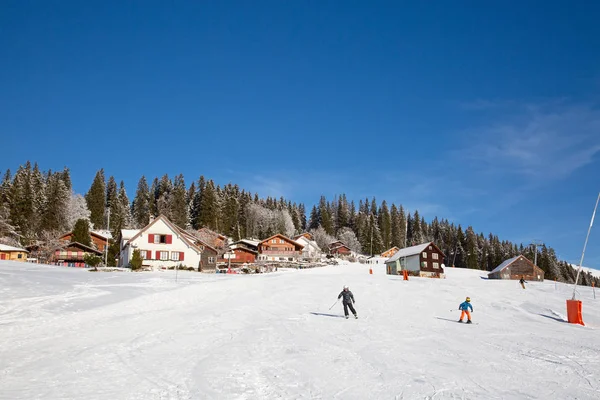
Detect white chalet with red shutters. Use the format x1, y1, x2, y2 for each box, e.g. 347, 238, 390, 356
118, 215, 203, 269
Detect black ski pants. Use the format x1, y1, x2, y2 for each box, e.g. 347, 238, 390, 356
343, 301, 356, 316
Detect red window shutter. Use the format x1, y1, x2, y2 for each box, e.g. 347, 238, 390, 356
180, 252, 184, 261
166, 235, 173, 244
148, 234, 153, 243
156, 251, 160, 260
147, 251, 152, 260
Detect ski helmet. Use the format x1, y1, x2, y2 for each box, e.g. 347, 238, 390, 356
466, 297, 471, 302
343, 285, 349, 290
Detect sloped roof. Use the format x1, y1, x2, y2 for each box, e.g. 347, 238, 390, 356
91, 230, 113, 240
123, 215, 203, 254
59, 242, 103, 255
0, 244, 29, 253
489, 256, 524, 274
121, 229, 140, 241
259, 234, 304, 250
235, 239, 260, 248
386, 242, 431, 263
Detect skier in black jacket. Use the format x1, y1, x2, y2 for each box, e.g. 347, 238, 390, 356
338, 285, 358, 319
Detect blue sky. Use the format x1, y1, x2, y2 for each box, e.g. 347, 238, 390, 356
2, 1, 600, 268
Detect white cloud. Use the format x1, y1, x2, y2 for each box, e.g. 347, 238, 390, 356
462, 103, 600, 180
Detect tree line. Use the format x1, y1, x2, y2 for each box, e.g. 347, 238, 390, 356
0, 162, 597, 287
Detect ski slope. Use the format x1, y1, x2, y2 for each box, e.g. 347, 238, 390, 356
1, 261, 599, 399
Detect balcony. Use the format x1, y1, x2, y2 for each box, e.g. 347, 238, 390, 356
259, 250, 301, 256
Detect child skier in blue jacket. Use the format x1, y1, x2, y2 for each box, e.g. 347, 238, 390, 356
458, 297, 473, 324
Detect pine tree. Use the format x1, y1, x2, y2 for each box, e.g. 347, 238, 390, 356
86, 169, 106, 229
40, 172, 70, 234
336, 194, 349, 233
105, 176, 118, 230
198, 180, 219, 230
9, 162, 35, 242
111, 181, 132, 233
170, 174, 189, 228
319, 196, 333, 235
72, 219, 92, 247
411, 210, 423, 245
132, 176, 150, 228
191, 176, 205, 229
298, 203, 307, 231
465, 226, 479, 269
379, 200, 391, 249
307, 205, 319, 231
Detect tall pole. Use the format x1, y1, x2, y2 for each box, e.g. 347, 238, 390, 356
104, 208, 110, 266
572, 193, 600, 300
370, 222, 373, 256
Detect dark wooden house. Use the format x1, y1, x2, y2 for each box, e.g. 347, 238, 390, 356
385, 242, 446, 278
488, 255, 544, 281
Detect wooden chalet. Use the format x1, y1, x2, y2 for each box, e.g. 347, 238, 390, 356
257, 234, 304, 262
197, 228, 227, 249
381, 247, 400, 258
488, 255, 544, 281
59, 230, 111, 252
329, 241, 352, 256
385, 242, 446, 278
52, 242, 103, 268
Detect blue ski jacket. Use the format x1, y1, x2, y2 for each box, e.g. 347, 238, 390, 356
459, 301, 473, 312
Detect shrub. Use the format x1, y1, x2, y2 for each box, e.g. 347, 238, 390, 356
129, 249, 143, 271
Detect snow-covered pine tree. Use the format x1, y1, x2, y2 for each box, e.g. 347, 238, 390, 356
337, 227, 361, 253
66, 193, 91, 230
86, 169, 106, 230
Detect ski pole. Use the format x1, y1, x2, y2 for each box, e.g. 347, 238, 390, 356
329, 299, 340, 310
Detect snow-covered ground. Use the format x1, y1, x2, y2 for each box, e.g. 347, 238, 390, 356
1, 261, 599, 400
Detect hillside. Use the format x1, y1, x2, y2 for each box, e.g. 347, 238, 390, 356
1, 261, 599, 399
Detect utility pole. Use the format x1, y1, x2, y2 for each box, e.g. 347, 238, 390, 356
104, 208, 110, 266
530, 240, 543, 267
370, 221, 374, 256
572, 192, 600, 300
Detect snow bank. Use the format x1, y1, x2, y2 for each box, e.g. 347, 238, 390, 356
1, 261, 599, 399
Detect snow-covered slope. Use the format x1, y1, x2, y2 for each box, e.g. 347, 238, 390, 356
1, 261, 599, 399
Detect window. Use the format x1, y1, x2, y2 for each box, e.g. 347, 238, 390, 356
171, 252, 181, 261
272, 239, 277, 244
154, 235, 167, 244
422, 252, 427, 258
17, 254, 22, 259
429, 246, 432, 250
433, 262, 439, 269
159, 251, 169, 260
433, 253, 439, 260
280, 239, 284, 244
423, 261, 428, 268
208, 257, 215, 263
140, 251, 147, 260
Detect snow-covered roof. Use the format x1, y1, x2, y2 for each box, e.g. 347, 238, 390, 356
0, 244, 29, 252
386, 242, 431, 263
236, 239, 260, 247
489, 256, 521, 274
121, 229, 140, 241
91, 230, 113, 240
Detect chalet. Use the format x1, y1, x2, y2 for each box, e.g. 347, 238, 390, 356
385, 242, 446, 278
257, 234, 304, 262
118, 215, 217, 271
52, 242, 103, 268
59, 230, 111, 252
0, 244, 29, 261
329, 241, 352, 256
221, 243, 258, 264
381, 247, 400, 258
488, 255, 544, 281
294, 234, 322, 260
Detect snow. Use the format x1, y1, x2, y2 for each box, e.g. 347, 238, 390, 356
0, 244, 28, 252
1, 261, 599, 399
571, 263, 600, 279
